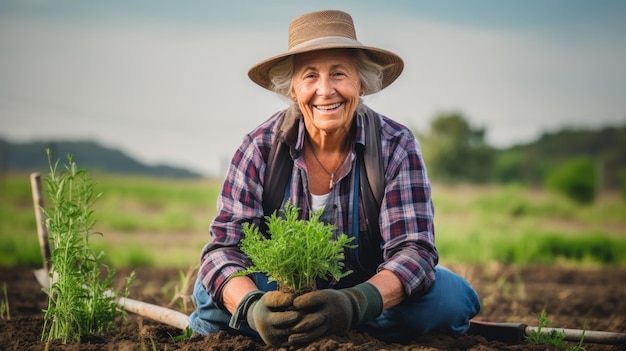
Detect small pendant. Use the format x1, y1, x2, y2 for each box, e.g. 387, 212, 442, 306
329, 172, 335, 190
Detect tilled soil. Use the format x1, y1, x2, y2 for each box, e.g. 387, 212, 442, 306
1, 263, 625, 350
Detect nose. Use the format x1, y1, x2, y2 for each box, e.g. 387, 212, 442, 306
316, 76, 335, 97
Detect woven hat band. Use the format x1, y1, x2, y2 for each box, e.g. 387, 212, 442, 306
288, 10, 357, 50
289, 36, 362, 53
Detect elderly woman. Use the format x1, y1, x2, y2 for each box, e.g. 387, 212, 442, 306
190, 9, 481, 347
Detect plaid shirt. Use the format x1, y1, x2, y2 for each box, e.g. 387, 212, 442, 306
198, 106, 438, 305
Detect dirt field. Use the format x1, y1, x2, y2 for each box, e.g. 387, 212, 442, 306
1, 263, 625, 351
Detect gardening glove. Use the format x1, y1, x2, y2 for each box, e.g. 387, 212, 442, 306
228, 290, 300, 347
288, 282, 383, 345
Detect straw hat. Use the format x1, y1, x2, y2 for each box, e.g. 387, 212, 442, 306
248, 10, 404, 95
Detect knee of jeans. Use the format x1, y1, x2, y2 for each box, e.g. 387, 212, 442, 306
424, 267, 481, 333
189, 309, 223, 335
450, 269, 481, 316
192, 278, 210, 308
189, 279, 232, 335
441, 268, 481, 333
467, 284, 482, 319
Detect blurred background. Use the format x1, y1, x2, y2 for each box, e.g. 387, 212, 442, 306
1, 1, 625, 268
1, 0, 625, 178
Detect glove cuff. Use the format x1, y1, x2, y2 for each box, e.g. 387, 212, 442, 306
345, 282, 383, 326
228, 290, 264, 330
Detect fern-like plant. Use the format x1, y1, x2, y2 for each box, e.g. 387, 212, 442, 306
526, 311, 586, 351
41, 150, 132, 343
237, 204, 355, 293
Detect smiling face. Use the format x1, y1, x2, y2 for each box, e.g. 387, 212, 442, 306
291, 49, 362, 138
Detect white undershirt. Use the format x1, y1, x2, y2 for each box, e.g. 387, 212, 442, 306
310, 193, 330, 213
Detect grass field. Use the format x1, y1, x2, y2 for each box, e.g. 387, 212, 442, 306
1, 172, 625, 268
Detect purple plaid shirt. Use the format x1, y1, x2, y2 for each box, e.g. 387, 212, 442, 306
198, 106, 438, 305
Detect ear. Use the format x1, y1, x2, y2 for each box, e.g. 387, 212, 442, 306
290, 91, 297, 102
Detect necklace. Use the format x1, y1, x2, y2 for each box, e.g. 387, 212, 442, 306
307, 138, 350, 190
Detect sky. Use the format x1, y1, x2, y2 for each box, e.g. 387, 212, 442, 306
1, 1, 625, 177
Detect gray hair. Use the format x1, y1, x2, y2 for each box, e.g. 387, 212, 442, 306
268, 49, 385, 102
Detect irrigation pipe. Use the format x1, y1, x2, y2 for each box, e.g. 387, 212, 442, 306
117, 296, 189, 331
468, 320, 626, 345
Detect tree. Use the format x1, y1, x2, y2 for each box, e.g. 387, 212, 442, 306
418, 112, 494, 183
545, 157, 597, 204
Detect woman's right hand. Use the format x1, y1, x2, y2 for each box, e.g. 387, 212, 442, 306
246, 291, 301, 347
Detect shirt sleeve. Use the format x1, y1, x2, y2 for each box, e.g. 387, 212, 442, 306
196, 116, 277, 304
377, 119, 438, 297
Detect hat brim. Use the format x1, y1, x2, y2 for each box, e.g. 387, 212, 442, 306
248, 43, 404, 95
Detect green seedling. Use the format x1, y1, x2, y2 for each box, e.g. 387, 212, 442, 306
41, 150, 133, 343
172, 327, 194, 342
526, 310, 586, 351
237, 203, 356, 293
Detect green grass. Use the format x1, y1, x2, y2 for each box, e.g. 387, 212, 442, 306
437, 230, 626, 265
433, 183, 626, 266
91, 174, 220, 233
1, 172, 625, 268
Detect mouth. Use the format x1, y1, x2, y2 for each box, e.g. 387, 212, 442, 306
314, 102, 343, 111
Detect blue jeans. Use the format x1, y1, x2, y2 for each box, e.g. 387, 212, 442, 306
189, 266, 481, 343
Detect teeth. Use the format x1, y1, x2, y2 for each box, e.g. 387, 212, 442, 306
316, 102, 342, 111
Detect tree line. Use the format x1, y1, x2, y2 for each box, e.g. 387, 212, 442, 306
415, 112, 626, 204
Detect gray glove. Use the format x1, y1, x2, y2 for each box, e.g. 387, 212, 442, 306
288, 283, 383, 345
229, 290, 300, 347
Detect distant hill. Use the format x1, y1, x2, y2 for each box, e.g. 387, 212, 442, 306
0, 138, 203, 179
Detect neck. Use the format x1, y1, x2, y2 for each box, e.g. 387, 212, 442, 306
305, 136, 350, 191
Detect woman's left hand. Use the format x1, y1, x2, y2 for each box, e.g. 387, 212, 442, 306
288, 283, 383, 345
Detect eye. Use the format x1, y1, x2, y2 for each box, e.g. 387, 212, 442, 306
302, 71, 318, 80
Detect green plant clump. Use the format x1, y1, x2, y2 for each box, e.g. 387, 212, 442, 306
526, 311, 586, 351
238, 204, 356, 293
41, 151, 132, 343
545, 157, 597, 205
